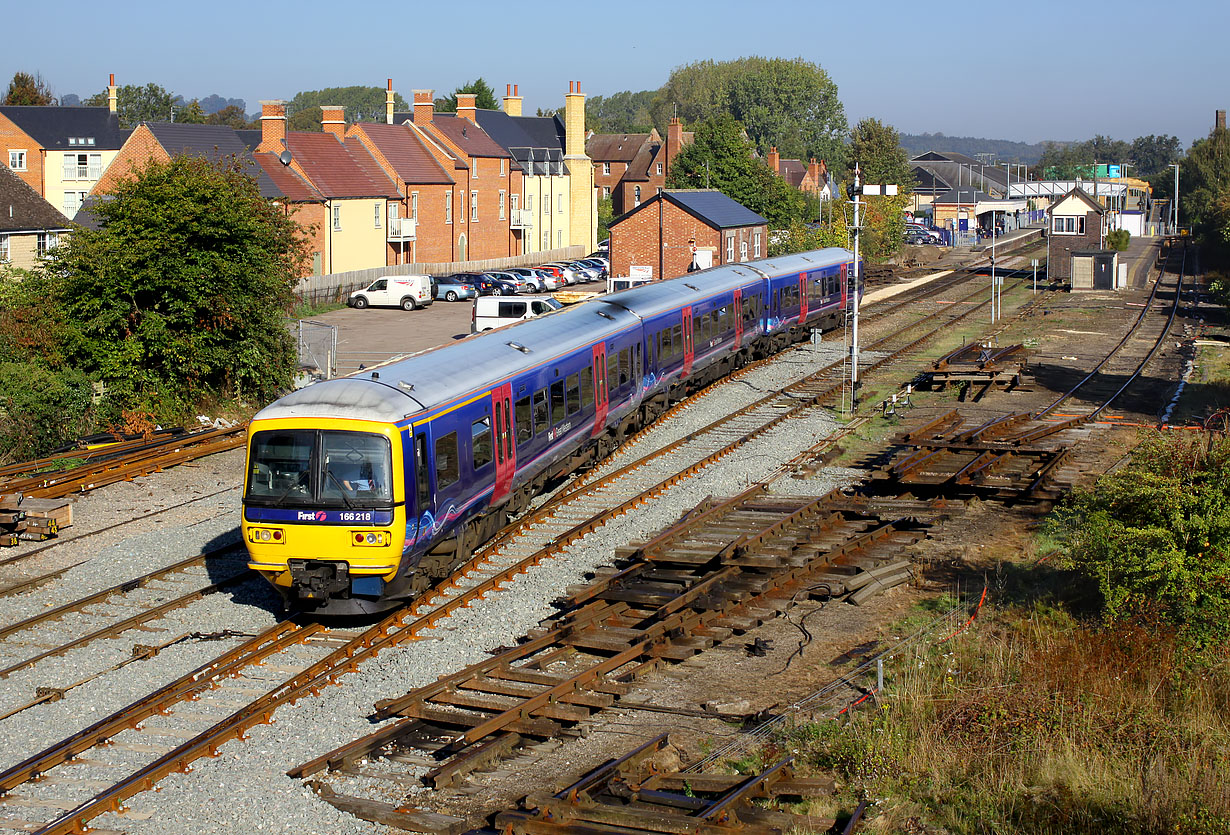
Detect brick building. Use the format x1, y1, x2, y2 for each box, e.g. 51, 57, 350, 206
766, 147, 830, 198
608, 189, 768, 281
588, 117, 691, 216
1046, 186, 1108, 283
0, 164, 70, 270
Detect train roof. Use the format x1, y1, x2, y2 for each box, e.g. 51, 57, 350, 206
255, 301, 640, 424
748, 248, 855, 275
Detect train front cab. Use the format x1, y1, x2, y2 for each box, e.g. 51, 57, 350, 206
242, 417, 412, 614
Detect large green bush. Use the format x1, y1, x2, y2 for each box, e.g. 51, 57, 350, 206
0, 362, 94, 460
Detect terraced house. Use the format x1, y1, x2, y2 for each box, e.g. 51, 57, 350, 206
0, 75, 128, 218
588, 117, 691, 216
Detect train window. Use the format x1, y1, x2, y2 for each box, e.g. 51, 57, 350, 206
618, 348, 630, 385
580, 367, 594, 410
494, 404, 505, 465
415, 434, 430, 509
671, 325, 682, 358
635, 343, 641, 378
472, 417, 493, 470
533, 390, 548, 435
608, 351, 618, 391
566, 373, 581, 416
435, 432, 460, 491
515, 396, 531, 444
551, 380, 566, 424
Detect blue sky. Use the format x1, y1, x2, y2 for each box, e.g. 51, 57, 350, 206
6, 0, 1226, 147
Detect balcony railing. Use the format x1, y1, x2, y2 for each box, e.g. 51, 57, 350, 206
510, 208, 533, 230
387, 217, 416, 241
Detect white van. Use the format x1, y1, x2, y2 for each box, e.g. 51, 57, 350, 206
348, 275, 434, 311
471, 295, 563, 333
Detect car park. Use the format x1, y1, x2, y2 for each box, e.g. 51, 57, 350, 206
431, 275, 478, 302
471, 294, 564, 332
485, 271, 532, 294
505, 268, 556, 291
348, 275, 434, 310
565, 260, 602, 281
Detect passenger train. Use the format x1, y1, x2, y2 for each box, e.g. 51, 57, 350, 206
242, 249, 860, 614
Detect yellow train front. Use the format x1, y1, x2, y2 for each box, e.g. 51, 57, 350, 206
242, 399, 415, 616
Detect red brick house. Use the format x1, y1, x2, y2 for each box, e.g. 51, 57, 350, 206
588, 117, 691, 215
608, 189, 768, 281
767, 147, 830, 197
1046, 186, 1110, 286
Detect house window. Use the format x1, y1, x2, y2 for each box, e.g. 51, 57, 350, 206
500, 158, 506, 176
544, 192, 551, 214
602, 186, 610, 199
411, 192, 419, 222
726, 235, 734, 262
470, 191, 478, 221
739, 240, 748, 261
37, 232, 58, 257
8, 150, 27, 171
374, 202, 382, 228
542, 230, 549, 250
634, 186, 641, 206
0, 234, 8, 262
754, 231, 762, 258
62, 190, 89, 216
557, 230, 563, 248
510, 194, 519, 212
557, 193, 564, 213
472, 159, 478, 178
388, 202, 399, 228
445, 192, 452, 224
332, 205, 341, 231
656, 162, 662, 175
526, 193, 532, 212
62, 153, 102, 180
499, 190, 506, 220
1052, 215, 1085, 235
602, 162, 611, 176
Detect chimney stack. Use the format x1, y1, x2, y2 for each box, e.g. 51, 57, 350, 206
412, 90, 434, 124
258, 100, 287, 153
503, 83, 522, 117
666, 116, 683, 176
564, 81, 584, 158
457, 93, 477, 123
768, 146, 780, 174
107, 73, 117, 114
321, 105, 345, 140
386, 79, 395, 125
1218, 109, 1227, 131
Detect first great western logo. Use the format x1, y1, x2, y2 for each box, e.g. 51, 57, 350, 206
297, 511, 329, 521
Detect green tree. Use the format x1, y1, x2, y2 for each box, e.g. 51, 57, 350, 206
665, 114, 805, 228
3, 71, 56, 106
586, 90, 656, 133
84, 83, 176, 128
849, 117, 915, 191
597, 196, 615, 245
434, 78, 499, 113
205, 104, 255, 129
768, 218, 844, 258
651, 57, 846, 168
1106, 228, 1131, 251
1129, 134, 1180, 176
38, 155, 310, 417
176, 99, 206, 124
285, 86, 410, 130
1180, 124, 1230, 232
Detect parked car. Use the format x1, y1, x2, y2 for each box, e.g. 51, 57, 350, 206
539, 263, 579, 285
431, 275, 478, 302
578, 258, 610, 278
504, 268, 555, 291
564, 260, 602, 282
484, 271, 531, 294
597, 238, 609, 251
471, 294, 564, 332
348, 275, 434, 310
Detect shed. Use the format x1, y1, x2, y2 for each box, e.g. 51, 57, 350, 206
1070, 250, 1118, 291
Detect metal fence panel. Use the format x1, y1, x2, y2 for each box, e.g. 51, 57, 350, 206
291, 319, 337, 384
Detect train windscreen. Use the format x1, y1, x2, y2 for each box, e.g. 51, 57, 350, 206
246, 429, 393, 507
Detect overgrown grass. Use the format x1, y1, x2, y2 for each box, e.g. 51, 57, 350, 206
291, 299, 346, 319
720, 598, 1230, 834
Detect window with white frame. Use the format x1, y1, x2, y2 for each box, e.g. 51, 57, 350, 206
62, 190, 89, 216
602, 186, 610, 199
411, 192, 419, 222
470, 191, 478, 221
472, 159, 478, 178
634, 186, 641, 206
510, 194, 519, 212
1051, 215, 1085, 235
602, 162, 611, 176
542, 230, 549, 250
656, 162, 662, 175
62, 153, 102, 180
754, 231, 762, 258
544, 192, 550, 214
526, 193, 532, 212
67, 137, 95, 147
37, 232, 58, 257
500, 158, 505, 176
557, 230, 562, 248
498, 190, 506, 220
332, 205, 341, 231
739, 240, 748, 261
374, 202, 382, 228
388, 202, 399, 226
8, 150, 26, 171
445, 192, 452, 224
726, 234, 734, 262
0, 234, 8, 262
557, 192, 564, 213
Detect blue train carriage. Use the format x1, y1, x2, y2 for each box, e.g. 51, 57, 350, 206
746, 248, 858, 345
603, 265, 766, 421
242, 300, 641, 615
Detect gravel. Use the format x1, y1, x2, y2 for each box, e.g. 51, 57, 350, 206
0, 340, 865, 835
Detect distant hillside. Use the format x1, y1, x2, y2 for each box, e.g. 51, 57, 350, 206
899, 133, 1066, 165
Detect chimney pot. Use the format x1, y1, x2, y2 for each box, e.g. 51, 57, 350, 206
109, 73, 114, 86
387, 78, 392, 91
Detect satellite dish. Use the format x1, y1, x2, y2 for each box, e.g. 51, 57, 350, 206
278, 150, 292, 167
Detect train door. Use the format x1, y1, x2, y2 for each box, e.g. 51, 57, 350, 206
591, 343, 608, 436
799, 273, 808, 324
840, 263, 849, 310
490, 384, 515, 504
410, 424, 432, 547
681, 307, 694, 378
733, 288, 743, 350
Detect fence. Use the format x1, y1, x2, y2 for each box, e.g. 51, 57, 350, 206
290, 319, 337, 385
293, 246, 588, 305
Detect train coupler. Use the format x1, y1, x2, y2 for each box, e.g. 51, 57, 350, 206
288, 559, 350, 601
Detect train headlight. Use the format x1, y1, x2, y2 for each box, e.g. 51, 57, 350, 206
248, 527, 284, 545
351, 530, 389, 547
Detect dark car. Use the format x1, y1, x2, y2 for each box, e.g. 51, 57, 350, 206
480, 272, 524, 295
431, 275, 479, 302
445, 272, 498, 296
